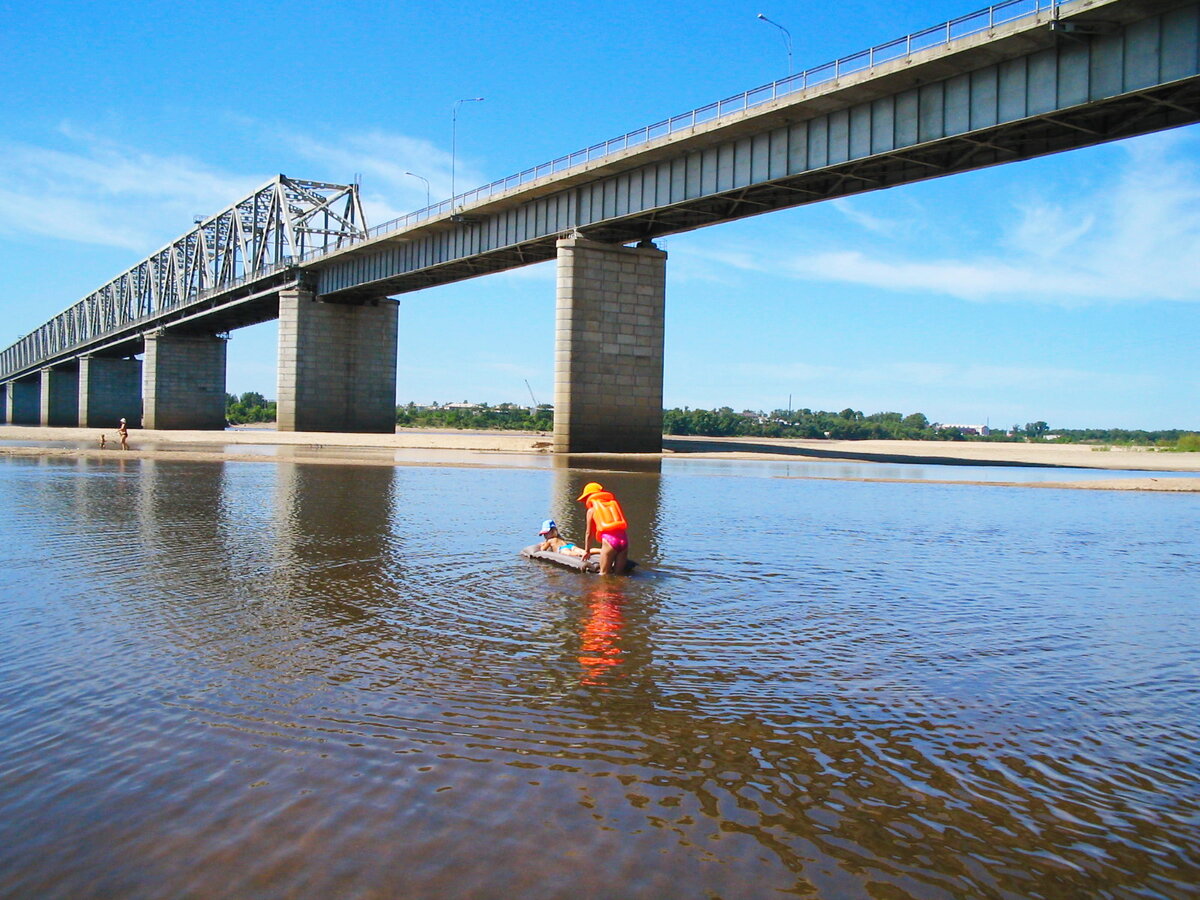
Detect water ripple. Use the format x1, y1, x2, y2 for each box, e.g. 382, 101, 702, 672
0, 458, 1196, 898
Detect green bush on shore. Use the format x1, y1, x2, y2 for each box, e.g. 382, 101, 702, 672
1176, 433, 1200, 452
396, 402, 553, 432
225, 392, 276, 425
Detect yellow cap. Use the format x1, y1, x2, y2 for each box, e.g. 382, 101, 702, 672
576, 481, 604, 502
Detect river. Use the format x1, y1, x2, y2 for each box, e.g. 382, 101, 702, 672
0, 454, 1196, 898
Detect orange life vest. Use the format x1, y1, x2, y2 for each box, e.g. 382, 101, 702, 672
586, 491, 627, 538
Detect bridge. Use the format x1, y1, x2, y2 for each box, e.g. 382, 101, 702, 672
3, 0, 1198, 451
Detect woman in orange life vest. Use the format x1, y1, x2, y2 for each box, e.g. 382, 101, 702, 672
576, 482, 630, 575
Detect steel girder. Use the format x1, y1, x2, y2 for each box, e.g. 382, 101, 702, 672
0, 176, 365, 381
312, 73, 1200, 303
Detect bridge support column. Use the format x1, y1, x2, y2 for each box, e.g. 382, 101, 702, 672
7, 377, 41, 425
143, 331, 227, 430
79, 356, 142, 429
0, 383, 8, 424
276, 289, 398, 433
553, 237, 667, 453
40, 364, 80, 427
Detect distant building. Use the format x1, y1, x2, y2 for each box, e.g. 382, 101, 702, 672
934, 423, 991, 436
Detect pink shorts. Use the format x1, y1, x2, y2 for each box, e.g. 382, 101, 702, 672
600, 530, 628, 551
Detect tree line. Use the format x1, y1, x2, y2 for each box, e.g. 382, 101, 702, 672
395, 402, 554, 432
225, 392, 277, 424
663, 407, 1193, 446
225, 394, 1195, 447
664, 407, 939, 440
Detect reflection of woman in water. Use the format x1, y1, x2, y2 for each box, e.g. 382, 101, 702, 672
578, 583, 626, 685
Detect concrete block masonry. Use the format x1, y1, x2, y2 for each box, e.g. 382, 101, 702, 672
40, 365, 79, 427
143, 332, 227, 430
78, 357, 142, 429
553, 237, 666, 453
276, 290, 398, 433
7, 377, 41, 425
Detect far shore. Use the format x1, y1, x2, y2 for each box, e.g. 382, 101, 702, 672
1, 424, 1198, 492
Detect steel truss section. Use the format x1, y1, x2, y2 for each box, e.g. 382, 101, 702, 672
0, 176, 366, 381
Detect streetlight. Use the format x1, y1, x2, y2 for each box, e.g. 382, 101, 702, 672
404, 171, 431, 209
451, 97, 485, 213
756, 13, 793, 76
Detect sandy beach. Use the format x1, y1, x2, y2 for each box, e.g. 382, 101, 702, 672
1, 425, 1197, 491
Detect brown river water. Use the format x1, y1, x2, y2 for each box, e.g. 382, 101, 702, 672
0, 454, 1196, 898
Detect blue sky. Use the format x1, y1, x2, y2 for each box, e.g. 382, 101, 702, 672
1, 0, 1196, 430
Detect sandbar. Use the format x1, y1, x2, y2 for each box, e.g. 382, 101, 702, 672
0, 425, 1197, 492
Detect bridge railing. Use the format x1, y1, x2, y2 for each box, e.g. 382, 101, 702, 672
334, 0, 1071, 252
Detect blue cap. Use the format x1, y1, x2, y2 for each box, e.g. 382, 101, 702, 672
539, 519, 556, 535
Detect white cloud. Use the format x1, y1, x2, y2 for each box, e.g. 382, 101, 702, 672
831, 198, 900, 236
787, 250, 1052, 301
775, 131, 1200, 305
669, 245, 762, 285
0, 120, 494, 253
0, 125, 261, 251
1006, 199, 1096, 260
0, 185, 146, 251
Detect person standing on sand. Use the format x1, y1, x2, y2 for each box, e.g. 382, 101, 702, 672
577, 482, 630, 575
117, 418, 129, 451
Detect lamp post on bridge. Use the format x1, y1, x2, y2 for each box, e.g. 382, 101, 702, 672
405, 171, 431, 209
756, 13, 793, 76
451, 97, 485, 215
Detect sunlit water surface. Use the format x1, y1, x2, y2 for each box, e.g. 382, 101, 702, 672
0, 455, 1196, 899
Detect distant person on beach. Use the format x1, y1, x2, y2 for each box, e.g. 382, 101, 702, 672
577, 482, 630, 575
536, 520, 586, 557
99, 434, 107, 449
117, 418, 129, 451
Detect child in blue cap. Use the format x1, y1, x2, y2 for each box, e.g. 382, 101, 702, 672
536, 519, 586, 556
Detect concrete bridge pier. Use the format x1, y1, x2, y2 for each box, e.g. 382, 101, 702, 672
7, 376, 41, 425
78, 356, 143, 429
143, 330, 228, 430
40, 364, 79, 427
0, 383, 7, 424
553, 236, 667, 453
276, 289, 399, 433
